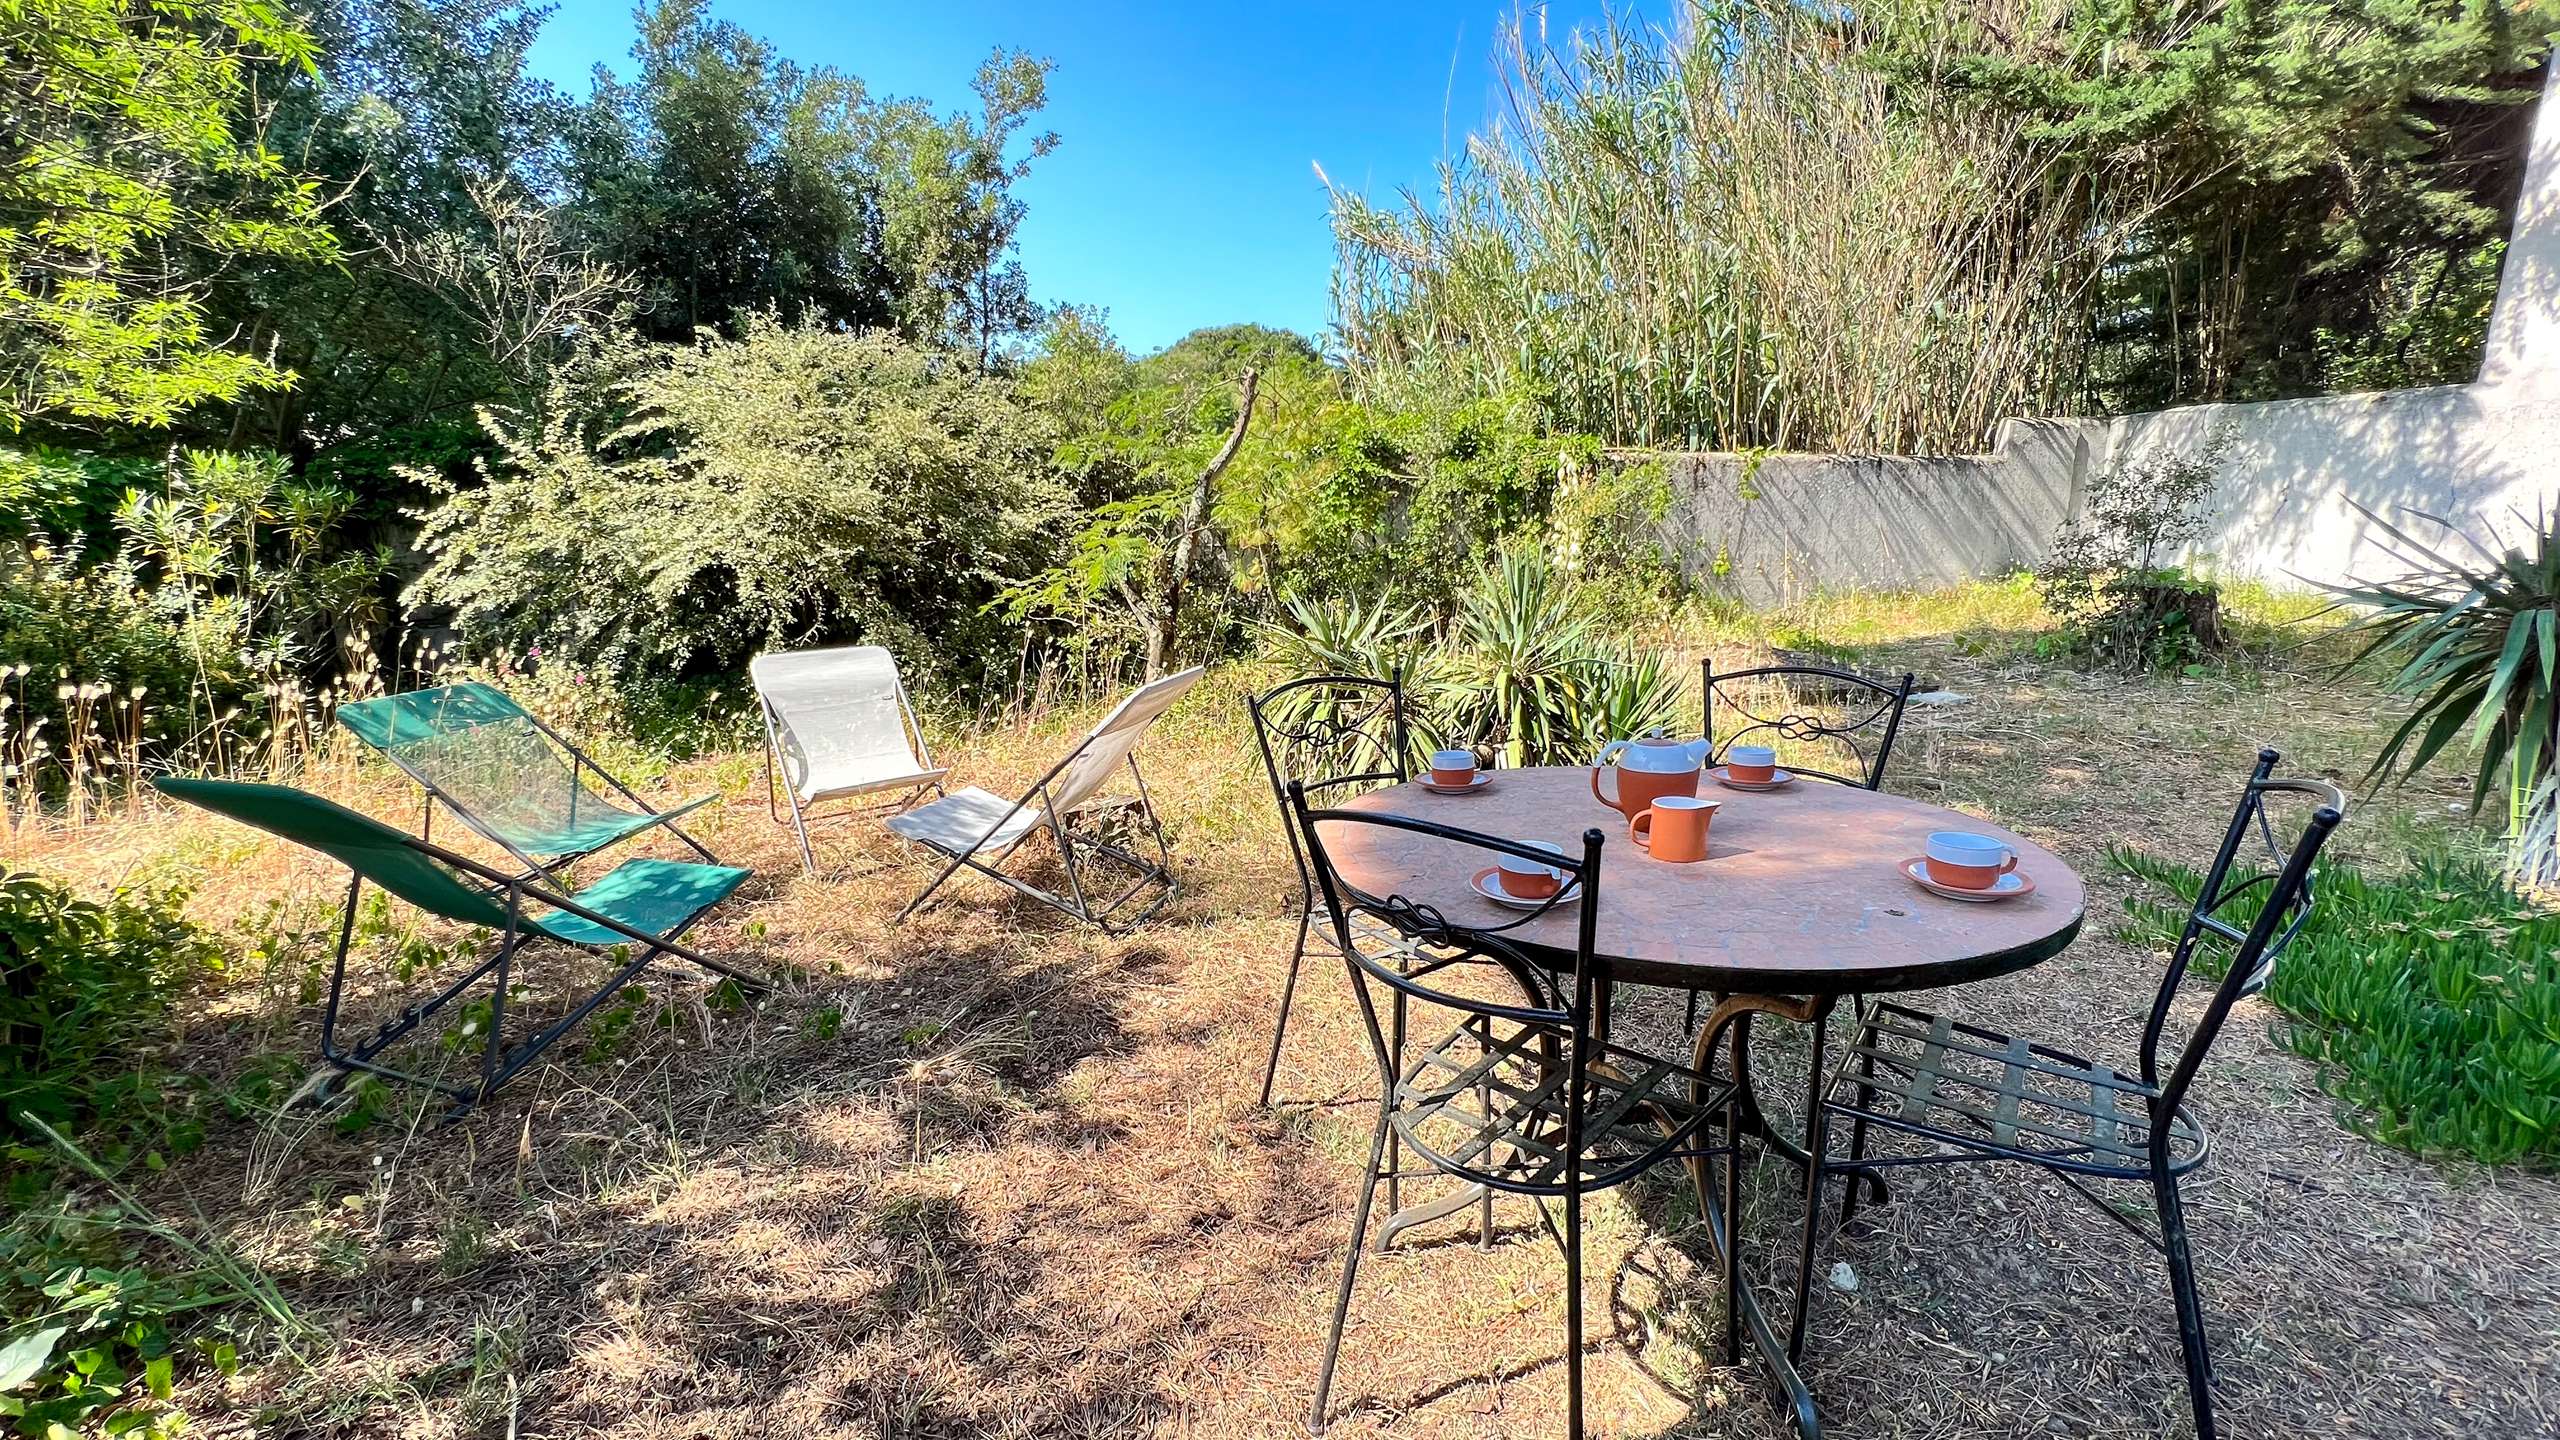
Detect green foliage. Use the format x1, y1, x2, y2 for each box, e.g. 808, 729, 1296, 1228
0, 548, 228, 784
0, 1206, 218, 1438
2034, 431, 2229, 672
1007, 322, 1329, 661
1, 1124, 294, 1440
0, 873, 226, 1179
1263, 547, 1683, 768
1889, 0, 2557, 407
1336, 2, 2554, 448
0, 449, 150, 551
1, 0, 341, 430
2331, 503, 2560, 886
415, 317, 1066, 693
2113, 847, 2560, 1165
1, 447, 397, 801
210, 0, 582, 465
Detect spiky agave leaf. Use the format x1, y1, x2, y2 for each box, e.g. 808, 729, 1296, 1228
2328, 500, 2560, 838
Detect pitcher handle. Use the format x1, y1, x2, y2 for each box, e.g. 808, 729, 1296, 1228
1591, 740, 1628, 809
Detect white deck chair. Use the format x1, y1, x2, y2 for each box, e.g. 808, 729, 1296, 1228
751, 646, 949, 873
887, 666, 1203, 934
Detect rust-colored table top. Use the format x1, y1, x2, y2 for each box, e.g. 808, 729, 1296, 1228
1333, 766, 2085, 994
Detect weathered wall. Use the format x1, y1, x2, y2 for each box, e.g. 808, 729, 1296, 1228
1659, 60, 2560, 599
1651, 419, 2097, 605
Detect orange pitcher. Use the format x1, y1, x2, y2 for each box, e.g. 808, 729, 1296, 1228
1591, 730, 1711, 819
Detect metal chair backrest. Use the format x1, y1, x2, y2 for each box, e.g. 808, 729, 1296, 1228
748, 644, 932, 794
1292, 789, 1689, 1195
2138, 748, 2347, 1119
336, 682, 639, 863
1702, 659, 1915, 790
1249, 675, 1412, 906
154, 777, 508, 929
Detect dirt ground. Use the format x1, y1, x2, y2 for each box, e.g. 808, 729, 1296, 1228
18, 606, 2559, 1439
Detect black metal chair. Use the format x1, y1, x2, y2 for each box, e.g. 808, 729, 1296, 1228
1785, 749, 2344, 1440
1687, 659, 1922, 1035
1290, 785, 1742, 1438
1247, 675, 1413, 1105
1701, 658, 1916, 791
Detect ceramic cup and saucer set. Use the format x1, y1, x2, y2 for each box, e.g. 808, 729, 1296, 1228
1710, 743, 1795, 791
1903, 831, 2038, 903
1472, 841, 1578, 910
1421, 748, 1493, 795
1591, 730, 1725, 866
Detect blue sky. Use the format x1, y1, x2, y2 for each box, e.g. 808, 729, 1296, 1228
525, 2, 1634, 355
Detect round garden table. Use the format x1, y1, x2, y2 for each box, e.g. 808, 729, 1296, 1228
1335, 765, 2087, 1438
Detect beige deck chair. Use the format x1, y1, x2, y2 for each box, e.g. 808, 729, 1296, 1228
751, 645, 948, 873
887, 666, 1202, 934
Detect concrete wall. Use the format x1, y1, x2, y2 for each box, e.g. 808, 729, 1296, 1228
1650, 419, 2096, 605
1660, 60, 2560, 599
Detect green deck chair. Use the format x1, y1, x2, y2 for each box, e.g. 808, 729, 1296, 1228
156, 777, 760, 1117
335, 683, 719, 877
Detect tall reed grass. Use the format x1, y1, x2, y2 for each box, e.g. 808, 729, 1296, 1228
1329, 2, 2148, 454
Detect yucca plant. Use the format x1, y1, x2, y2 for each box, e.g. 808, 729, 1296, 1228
1262, 548, 1686, 770
1436, 546, 1605, 767
2330, 503, 2560, 888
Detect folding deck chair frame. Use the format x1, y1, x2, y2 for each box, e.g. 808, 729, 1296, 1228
890, 669, 1200, 935
336, 682, 720, 883
156, 778, 762, 1121
749, 646, 949, 874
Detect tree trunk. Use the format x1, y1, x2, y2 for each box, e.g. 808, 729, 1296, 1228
1145, 367, 1258, 680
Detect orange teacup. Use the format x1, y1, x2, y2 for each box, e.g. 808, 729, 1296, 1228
1923, 831, 2017, 890
1429, 748, 1478, 787
1495, 842, 1566, 899
1631, 795, 1720, 863
1725, 744, 1778, 784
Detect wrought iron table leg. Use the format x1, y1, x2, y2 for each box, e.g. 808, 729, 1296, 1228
1724, 1007, 1890, 1207
1688, 991, 1894, 1440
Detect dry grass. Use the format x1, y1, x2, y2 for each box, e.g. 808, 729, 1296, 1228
13, 592, 2557, 1439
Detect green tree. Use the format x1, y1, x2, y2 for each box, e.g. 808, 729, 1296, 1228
564, 0, 1055, 356
211, 0, 583, 465
1886, 0, 2557, 406
1010, 322, 1329, 667
1, 0, 341, 430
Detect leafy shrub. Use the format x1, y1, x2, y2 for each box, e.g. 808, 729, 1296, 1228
2113, 848, 2560, 1165
0, 1204, 233, 1438
0, 450, 152, 553
1, 551, 227, 799
2, 448, 398, 805
2034, 430, 2231, 672
0, 873, 226, 1181
1, 1126, 293, 1440
1012, 311, 1680, 678
416, 317, 1067, 695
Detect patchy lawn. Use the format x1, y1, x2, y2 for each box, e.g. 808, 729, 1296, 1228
17, 590, 2558, 1438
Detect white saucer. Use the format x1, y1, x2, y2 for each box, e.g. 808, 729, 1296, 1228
1471, 866, 1582, 911
1420, 773, 1494, 795
1900, 858, 2036, 903
1712, 766, 1795, 792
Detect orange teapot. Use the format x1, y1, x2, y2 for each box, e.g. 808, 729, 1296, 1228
1591, 729, 1712, 818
